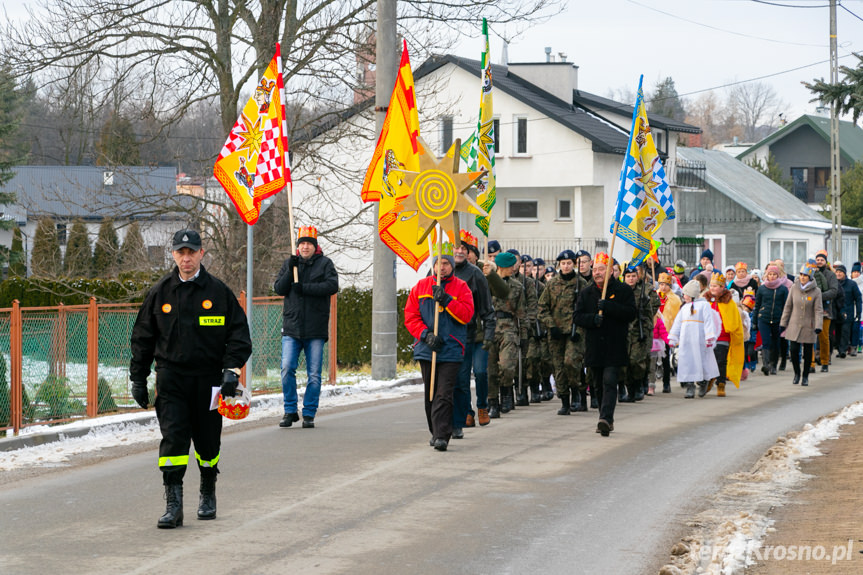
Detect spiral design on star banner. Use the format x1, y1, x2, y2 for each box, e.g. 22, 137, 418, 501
413, 169, 457, 220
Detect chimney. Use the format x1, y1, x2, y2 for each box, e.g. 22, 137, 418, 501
508, 55, 579, 104
544, 46, 552, 63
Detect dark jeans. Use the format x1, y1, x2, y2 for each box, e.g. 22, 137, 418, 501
789, 341, 813, 375
837, 318, 853, 353
453, 341, 489, 428
713, 342, 729, 383
661, 346, 671, 386
420, 360, 459, 441
758, 320, 781, 365
591, 366, 620, 424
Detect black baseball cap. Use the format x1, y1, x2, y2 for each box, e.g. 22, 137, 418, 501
172, 229, 202, 251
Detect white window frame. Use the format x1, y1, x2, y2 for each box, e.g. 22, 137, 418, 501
492, 116, 502, 158
512, 115, 529, 156
768, 238, 808, 274
556, 198, 572, 221
506, 199, 539, 222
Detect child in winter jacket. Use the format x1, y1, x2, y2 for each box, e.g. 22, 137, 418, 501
647, 311, 668, 396
740, 289, 758, 379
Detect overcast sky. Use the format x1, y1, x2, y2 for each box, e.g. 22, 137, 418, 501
477, 0, 863, 121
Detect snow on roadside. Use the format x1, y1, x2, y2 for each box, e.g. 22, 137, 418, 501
659, 401, 863, 575
0, 375, 422, 472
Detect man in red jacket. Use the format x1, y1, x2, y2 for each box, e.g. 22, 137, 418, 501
404, 242, 474, 451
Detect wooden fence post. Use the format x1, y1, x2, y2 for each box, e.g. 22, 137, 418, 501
328, 294, 337, 385
10, 300, 22, 435
86, 298, 98, 418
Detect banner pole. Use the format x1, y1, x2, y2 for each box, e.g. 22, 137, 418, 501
600, 221, 620, 310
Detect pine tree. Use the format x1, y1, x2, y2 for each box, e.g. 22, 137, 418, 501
64, 219, 92, 277
30, 218, 62, 278
118, 221, 148, 273
648, 77, 687, 122
746, 152, 792, 192
8, 227, 25, 277
92, 219, 119, 278
805, 53, 863, 124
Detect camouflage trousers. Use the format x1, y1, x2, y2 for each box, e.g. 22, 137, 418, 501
524, 336, 544, 386
621, 338, 652, 389
488, 329, 519, 399
548, 336, 584, 397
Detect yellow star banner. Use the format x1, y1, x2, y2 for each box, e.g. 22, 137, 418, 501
214, 44, 290, 225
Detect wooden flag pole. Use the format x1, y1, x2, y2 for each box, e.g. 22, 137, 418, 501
287, 186, 299, 282
429, 228, 443, 402
600, 221, 621, 312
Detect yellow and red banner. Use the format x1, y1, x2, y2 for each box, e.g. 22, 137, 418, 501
361, 41, 426, 270
214, 44, 290, 225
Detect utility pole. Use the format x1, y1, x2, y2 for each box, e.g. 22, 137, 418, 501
830, 0, 842, 261
371, 0, 398, 380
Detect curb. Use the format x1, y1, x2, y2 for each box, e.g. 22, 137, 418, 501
0, 376, 423, 453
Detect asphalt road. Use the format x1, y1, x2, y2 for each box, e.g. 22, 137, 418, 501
2, 361, 863, 575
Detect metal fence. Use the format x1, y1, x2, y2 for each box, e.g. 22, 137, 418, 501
0, 295, 336, 436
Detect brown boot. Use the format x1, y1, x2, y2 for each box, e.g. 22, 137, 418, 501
717, 382, 726, 397
465, 413, 476, 428
478, 408, 491, 425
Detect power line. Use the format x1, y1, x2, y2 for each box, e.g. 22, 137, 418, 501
625, 0, 829, 47
750, 0, 831, 8
840, 3, 863, 21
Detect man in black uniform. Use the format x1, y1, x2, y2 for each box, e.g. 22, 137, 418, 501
130, 229, 252, 528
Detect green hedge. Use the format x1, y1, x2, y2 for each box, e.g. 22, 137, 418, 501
335, 287, 415, 367
0, 276, 157, 307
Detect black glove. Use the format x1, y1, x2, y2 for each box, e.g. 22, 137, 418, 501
289, 255, 299, 268
550, 326, 565, 340
432, 284, 453, 307
131, 380, 149, 409
482, 339, 493, 351
569, 326, 581, 343
292, 283, 304, 296
422, 330, 445, 352
815, 328, 822, 335
597, 299, 606, 311
593, 314, 603, 327
221, 369, 240, 398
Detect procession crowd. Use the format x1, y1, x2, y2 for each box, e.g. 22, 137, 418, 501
405, 231, 863, 450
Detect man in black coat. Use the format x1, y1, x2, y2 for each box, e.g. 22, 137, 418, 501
273, 225, 339, 429
574, 252, 636, 436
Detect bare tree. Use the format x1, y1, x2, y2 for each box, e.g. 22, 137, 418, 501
3, 0, 562, 291
727, 81, 784, 142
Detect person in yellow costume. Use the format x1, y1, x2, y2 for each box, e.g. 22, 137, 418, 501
704, 272, 744, 396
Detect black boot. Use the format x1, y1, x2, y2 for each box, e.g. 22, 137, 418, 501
801, 374, 809, 386
557, 393, 571, 415
662, 382, 671, 393
158, 484, 184, 529
529, 382, 542, 403
779, 357, 786, 371
590, 391, 598, 409
501, 387, 514, 413
515, 386, 529, 407
197, 472, 217, 520
792, 363, 800, 385
618, 382, 630, 403
684, 383, 695, 398
575, 388, 588, 411
570, 390, 581, 412
488, 398, 501, 419
761, 350, 770, 375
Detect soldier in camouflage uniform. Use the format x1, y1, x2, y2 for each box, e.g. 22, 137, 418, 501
538, 250, 589, 415
533, 258, 556, 401
621, 264, 660, 402
508, 250, 540, 407
484, 251, 526, 418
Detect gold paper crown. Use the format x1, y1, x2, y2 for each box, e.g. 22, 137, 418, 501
432, 241, 454, 257
298, 225, 318, 240
594, 252, 610, 266
710, 272, 725, 285
735, 261, 748, 271
459, 229, 478, 248
657, 272, 672, 285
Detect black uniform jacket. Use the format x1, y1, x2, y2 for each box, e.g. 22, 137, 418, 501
574, 278, 637, 367
273, 249, 339, 340
130, 265, 252, 381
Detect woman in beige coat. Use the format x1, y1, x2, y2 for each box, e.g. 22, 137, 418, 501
779, 263, 823, 386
